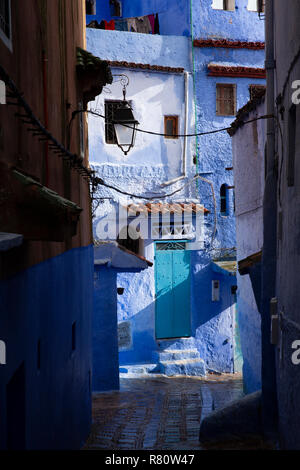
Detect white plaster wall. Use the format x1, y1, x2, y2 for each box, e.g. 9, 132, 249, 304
232, 100, 265, 392
88, 68, 194, 180
233, 100, 265, 262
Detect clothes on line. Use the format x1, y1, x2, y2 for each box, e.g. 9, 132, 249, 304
87, 14, 160, 35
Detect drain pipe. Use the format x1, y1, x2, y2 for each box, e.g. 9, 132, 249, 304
260, 0, 278, 438
161, 71, 189, 187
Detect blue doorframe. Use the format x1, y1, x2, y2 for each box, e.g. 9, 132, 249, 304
155, 241, 191, 339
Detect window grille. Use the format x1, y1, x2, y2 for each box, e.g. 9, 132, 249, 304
156, 242, 186, 251
216, 84, 236, 116
151, 221, 193, 239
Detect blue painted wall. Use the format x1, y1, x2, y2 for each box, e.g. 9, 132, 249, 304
93, 266, 120, 391
192, 0, 265, 42
191, 252, 237, 373
192, 1, 265, 380
86, 0, 265, 39
193, 46, 265, 250
0, 246, 93, 450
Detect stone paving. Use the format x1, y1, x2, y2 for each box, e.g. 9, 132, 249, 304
83, 373, 253, 450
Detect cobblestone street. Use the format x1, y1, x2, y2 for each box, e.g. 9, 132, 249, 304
82, 374, 257, 450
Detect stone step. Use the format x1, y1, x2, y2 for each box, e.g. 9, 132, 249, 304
156, 348, 201, 362
158, 358, 206, 377
119, 363, 160, 376
157, 338, 196, 351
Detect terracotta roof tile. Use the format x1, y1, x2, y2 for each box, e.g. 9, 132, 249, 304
207, 64, 266, 78
126, 203, 209, 215
108, 61, 184, 74
194, 39, 265, 50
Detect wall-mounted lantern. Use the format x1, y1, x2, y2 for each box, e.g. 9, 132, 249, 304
112, 74, 139, 156
113, 102, 139, 155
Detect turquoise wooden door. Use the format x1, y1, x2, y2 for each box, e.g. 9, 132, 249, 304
155, 242, 191, 339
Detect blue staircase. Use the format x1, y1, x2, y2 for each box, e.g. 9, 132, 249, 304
119, 339, 206, 377
154, 346, 206, 377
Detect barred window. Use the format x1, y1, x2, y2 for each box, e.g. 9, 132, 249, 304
216, 84, 236, 116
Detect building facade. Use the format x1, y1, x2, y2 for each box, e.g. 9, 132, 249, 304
229, 92, 266, 394
0, 0, 111, 449
263, 0, 300, 449
87, 0, 265, 377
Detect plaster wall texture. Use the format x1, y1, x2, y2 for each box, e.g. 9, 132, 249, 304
0, 246, 93, 450
87, 30, 196, 203
93, 266, 120, 391
192, 0, 265, 42
231, 100, 265, 393
193, 45, 265, 250
272, 0, 300, 449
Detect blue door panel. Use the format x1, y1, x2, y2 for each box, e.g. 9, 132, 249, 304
155, 244, 191, 339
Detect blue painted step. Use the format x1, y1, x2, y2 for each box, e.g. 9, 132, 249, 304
155, 347, 206, 377
158, 358, 206, 377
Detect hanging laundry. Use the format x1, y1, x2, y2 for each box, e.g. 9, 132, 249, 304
87, 20, 101, 29
127, 17, 138, 33
148, 14, 155, 34
154, 13, 160, 34
104, 19, 115, 30
115, 19, 129, 32
135, 16, 152, 34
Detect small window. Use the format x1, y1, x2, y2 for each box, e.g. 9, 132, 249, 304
287, 104, 296, 187
110, 0, 122, 17
105, 100, 123, 144
164, 116, 178, 139
220, 184, 229, 215
247, 0, 265, 13
86, 0, 96, 15
212, 0, 235, 11
0, 0, 12, 49
117, 226, 141, 255
72, 322, 76, 351
216, 84, 236, 116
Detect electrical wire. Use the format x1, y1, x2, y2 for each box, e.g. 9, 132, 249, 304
85, 109, 273, 138
93, 174, 206, 200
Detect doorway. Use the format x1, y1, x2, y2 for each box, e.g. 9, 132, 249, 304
155, 241, 191, 339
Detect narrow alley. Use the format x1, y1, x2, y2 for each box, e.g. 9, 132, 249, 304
83, 375, 271, 450
1, 0, 300, 454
